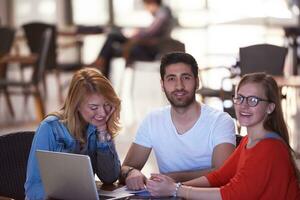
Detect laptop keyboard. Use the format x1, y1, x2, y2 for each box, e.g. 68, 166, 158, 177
99, 195, 115, 200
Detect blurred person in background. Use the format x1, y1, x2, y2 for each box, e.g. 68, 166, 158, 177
92, 0, 175, 78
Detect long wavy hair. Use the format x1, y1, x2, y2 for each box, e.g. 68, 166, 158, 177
49, 68, 121, 144
237, 72, 299, 181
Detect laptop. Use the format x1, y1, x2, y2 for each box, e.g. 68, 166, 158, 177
36, 150, 133, 200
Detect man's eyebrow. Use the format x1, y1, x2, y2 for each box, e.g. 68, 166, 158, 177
165, 74, 176, 78
164, 72, 194, 78
181, 73, 193, 76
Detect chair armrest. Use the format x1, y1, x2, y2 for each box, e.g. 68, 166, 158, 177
0, 54, 38, 65
58, 41, 83, 49
198, 64, 240, 94
57, 35, 83, 50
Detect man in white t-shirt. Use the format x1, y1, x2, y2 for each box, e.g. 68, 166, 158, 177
120, 52, 236, 190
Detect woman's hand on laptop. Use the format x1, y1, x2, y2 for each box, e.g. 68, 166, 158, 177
125, 169, 147, 191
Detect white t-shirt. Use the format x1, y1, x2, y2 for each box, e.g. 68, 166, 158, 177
134, 104, 236, 173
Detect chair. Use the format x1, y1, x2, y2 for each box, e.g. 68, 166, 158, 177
239, 44, 287, 76
0, 28, 52, 121
0, 27, 15, 57
121, 37, 185, 96
197, 64, 236, 119
129, 37, 185, 77
197, 66, 234, 100
158, 38, 186, 56
22, 22, 83, 102
0, 27, 15, 117
0, 131, 35, 200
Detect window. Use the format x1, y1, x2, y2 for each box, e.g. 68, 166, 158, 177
72, 0, 108, 25
14, 0, 56, 26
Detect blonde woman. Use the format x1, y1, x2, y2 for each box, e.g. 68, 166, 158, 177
25, 68, 121, 200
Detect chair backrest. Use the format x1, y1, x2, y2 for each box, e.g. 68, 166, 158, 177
22, 22, 57, 70
0, 131, 35, 200
0, 27, 15, 57
0, 27, 15, 79
32, 28, 52, 84
159, 38, 185, 56
239, 44, 287, 76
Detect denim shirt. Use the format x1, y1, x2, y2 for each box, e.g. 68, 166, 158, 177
24, 116, 121, 200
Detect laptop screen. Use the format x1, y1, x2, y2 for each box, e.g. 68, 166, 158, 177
36, 150, 132, 200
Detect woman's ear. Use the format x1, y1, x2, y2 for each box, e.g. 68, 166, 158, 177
267, 102, 275, 114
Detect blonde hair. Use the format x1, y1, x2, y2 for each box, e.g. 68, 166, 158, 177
49, 68, 121, 144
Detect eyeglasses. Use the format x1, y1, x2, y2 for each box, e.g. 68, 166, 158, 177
232, 95, 271, 107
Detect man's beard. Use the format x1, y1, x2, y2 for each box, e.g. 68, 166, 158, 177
164, 87, 196, 108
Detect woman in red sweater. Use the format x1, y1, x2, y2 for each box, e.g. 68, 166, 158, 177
146, 72, 300, 199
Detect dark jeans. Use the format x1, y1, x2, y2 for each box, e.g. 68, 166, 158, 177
98, 32, 158, 77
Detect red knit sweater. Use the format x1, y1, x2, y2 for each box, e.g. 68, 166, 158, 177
206, 136, 300, 200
